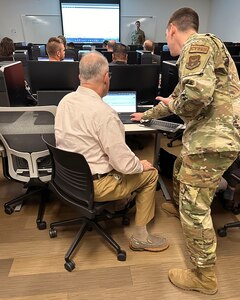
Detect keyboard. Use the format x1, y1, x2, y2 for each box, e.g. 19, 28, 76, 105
118, 113, 135, 124
141, 119, 185, 133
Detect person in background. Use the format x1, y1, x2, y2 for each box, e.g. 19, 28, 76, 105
58, 35, 67, 49
55, 51, 169, 252
106, 40, 116, 52
102, 40, 109, 48
131, 20, 145, 46
110, 43, 128, 64
0, 37, 15, 57
143, 39, 160, 64
131, 7, 240, 295
162, 44, 169, 51
46, 37, 65, 61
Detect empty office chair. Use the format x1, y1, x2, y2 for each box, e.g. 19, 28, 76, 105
218, 168, 240, 237
0, 106, 56, 229
42, 134, 131, 272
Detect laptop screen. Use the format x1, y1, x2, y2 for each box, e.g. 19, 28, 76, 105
103, 91, 137, 113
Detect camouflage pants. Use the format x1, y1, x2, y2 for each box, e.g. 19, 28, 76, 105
172, 151, 238, 268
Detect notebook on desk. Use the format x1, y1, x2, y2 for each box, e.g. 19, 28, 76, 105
103, 91, 137, 124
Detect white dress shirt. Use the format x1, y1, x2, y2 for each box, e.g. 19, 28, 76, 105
55, 86, 143, 175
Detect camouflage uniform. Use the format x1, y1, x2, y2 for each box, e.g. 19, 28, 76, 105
131, 29, 145, 46
142, 33, 240, 268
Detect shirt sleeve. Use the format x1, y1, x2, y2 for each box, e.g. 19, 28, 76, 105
168, 41, 216, 119
98, 114, 143, 174
142, 102, 172, 120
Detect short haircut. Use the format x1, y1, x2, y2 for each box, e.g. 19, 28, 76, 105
79, 51, 109, 82
144, 40, 154, 52
107, 40, 116, 50
58, 35, 67, 48
168, 7, 199, 32
113, 43, 128, 59
46, 37, 64, 57
135, 21, 140, 25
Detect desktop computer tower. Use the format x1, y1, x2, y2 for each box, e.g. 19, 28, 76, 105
160, 60, 178, 97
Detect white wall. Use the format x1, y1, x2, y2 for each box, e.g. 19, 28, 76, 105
208, 0, 240, 42
0, 0, 210, 44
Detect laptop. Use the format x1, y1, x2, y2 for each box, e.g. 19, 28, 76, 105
103, 91, 137, 124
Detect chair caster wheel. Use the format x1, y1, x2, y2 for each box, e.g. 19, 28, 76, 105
49, 228, 57, 238
122, 217, 130, 226
218, 228, 227, 237
167, 142, 173, 147
37, 221, 47, 230
64, 260, 75, 272
117, 250, 126, 261
4, 205, 14, 215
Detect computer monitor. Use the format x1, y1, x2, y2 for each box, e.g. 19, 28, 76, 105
28, 61, 80, 94
109, 64, 160, 104
0, 61, 27, 106
160, 60, 178, 97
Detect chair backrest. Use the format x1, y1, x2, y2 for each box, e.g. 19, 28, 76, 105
0, 106, 56, 182
42, 134, 95, 210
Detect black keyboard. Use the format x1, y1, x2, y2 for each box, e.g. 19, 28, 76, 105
142, 119, 185, 133
119, 113, 135, 124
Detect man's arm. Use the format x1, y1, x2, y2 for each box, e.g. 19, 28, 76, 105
99, 115, 154, 174
131, 100, 172, 121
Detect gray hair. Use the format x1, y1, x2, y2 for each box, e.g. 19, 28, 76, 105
79, 51, 109, 82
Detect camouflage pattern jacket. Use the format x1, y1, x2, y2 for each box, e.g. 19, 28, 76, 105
142, 33, 240, 155
131, 29, 145, 45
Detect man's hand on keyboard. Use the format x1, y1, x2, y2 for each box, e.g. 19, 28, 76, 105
140, 160, 156, 171
130, 112, 143, 121
155, 96, 172, 107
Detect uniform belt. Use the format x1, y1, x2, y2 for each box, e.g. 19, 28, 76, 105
92, 173, 109, 180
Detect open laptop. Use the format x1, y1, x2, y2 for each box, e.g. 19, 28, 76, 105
103, 91, 137, 124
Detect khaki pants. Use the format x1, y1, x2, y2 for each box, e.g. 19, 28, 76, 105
93, 169, 158, 226
172, 151, 239, 268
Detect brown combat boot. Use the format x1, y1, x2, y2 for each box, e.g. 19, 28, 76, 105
168, 267, 218, 295
161, 202, 180, 219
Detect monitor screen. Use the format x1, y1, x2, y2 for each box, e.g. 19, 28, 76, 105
109, 64, 160, 104
2, 61, 27, 106
59, 0, 120, 43
28, 61, 80, 94
103, 91, 137, 113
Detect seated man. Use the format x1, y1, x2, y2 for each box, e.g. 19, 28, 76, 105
106, 40, 116, 52
55, 51, 169, 252
143, 39, 161, 64
110, 43, 128, 64
46, 37, 65, 61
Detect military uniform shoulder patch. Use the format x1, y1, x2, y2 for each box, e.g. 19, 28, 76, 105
186, 55, 201, 70
189, 45, 209, 54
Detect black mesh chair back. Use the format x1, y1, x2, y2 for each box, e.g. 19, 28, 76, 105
42, 134, 95, 211
42, 134, 128, 271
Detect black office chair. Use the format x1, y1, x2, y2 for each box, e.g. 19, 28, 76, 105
0, 106, 56, 230
218, 168, 240, 237
42, 134, 131, 272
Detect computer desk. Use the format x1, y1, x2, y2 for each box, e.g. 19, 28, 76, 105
124, 123, 171, 200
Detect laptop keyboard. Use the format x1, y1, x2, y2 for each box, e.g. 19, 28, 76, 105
119, 113, 134, 124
